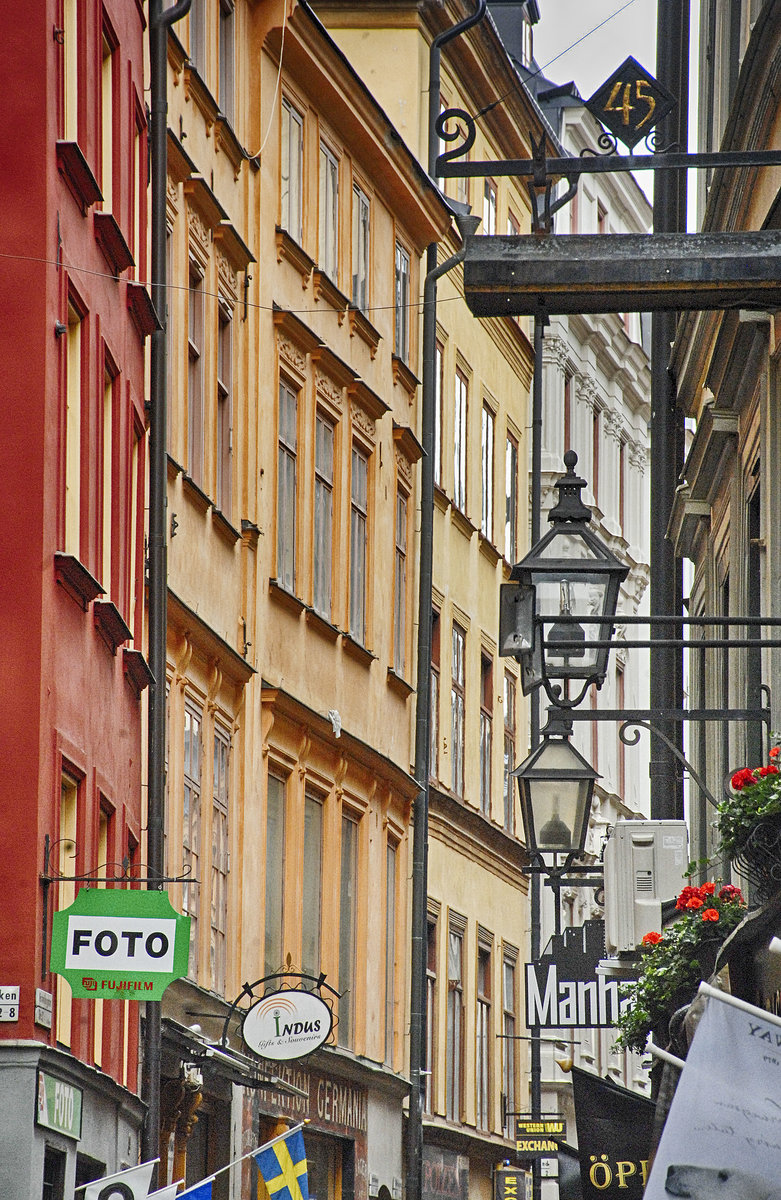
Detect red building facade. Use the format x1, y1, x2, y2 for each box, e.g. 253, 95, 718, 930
0, 1, 152, 1194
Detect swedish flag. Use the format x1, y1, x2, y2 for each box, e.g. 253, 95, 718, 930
254, 1127, 309, 1200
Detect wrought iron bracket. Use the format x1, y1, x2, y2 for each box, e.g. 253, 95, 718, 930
219, 966, 340, 1051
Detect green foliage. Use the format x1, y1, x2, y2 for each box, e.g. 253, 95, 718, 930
718, 756, 781, 859
613, 882, 746, 1054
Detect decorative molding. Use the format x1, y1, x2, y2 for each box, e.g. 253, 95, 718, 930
56, 141, 102, 215
350, 403, 376, 443
216, 247, 238, 301
187, 206, 211, 257
575, 372, 600, 411
166, 175, 179, 214
278, 336, 307, 378
275, 226, 314, 287
395, 448, 412, 488
315, 370, 344, 413
604, 408, 624, 444
93, 212, 134, 278
348, 304, 382, 358
541, 334, 569, 372
628, 439, 647, 472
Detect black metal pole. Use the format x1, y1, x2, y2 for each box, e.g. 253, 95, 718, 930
407, 10, 487, 1200
529, 317, 544, 1200
650, 0, 689, 821
143, 0, 190, 1176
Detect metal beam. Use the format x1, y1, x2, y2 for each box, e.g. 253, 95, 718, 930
462, 231, 781, 317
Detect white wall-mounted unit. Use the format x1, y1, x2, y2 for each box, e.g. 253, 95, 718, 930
603, 820, 689, 954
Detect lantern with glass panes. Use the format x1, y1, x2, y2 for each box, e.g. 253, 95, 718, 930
500, 451, 628, 707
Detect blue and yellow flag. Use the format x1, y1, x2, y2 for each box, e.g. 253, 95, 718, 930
254, 1127, 309, 1200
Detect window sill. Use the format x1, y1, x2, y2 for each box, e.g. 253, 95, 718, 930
54, 552, 104, 611
478, 532, 501, 566
451, 505, 477, 540
183, 62, 220, 133
182, 471, 212, 516
275, 227, 314, 287
94, 599, 132, 655
127, 281, 160, 340
214, 114, 245, 179
56, 140, 102, 214
94, 211, 134, 278
306, 607, 341, 643
212, 507, 242, 546
387, 667, 414, 699
123, 647, 154, 698
342, 632, 376, 668
348, 304, 382, 359
268, 578, 306, 617
392, 354, 420, 397
433, 483, 451, 514
313, 270, 349, 323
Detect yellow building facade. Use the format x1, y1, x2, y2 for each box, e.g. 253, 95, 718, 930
314, 4, 551, 1197
158, 1, 451, 1196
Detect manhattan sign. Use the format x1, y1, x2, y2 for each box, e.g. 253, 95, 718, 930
525, 920, 629, 1029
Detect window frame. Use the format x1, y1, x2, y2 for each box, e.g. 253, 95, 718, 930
394, 241, 411, 364
187, 259, 205, 488
504, 431, 518, 562
277, 377, 299, 593
216, 300, 233, 517
481, 402, 495, 541
281, 97, 304, 244
313, 410, 335, 620
319, 141, 340, 282
351, 182, 370, 312
183, 698, 203, 979
394, 487, 409, 676
349, 442, 370, 645
479, 652, 493, 818
454, 368, 468, 513
210, 721, 230, 995
451, 622, 466, 798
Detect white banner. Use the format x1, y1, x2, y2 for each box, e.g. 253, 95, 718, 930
83, 1161, 156, 1200
645, 987, 781, 1199
65, 915, 177, 972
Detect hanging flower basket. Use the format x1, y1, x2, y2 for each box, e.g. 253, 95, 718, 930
720, 750, 781, 902
613, 882, 746, 1054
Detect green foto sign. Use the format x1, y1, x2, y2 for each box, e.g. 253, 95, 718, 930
37, 1071, 83, 1140
50, 889, 190, 1000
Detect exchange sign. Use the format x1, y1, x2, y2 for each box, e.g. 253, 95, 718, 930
50, 888, 190, 1000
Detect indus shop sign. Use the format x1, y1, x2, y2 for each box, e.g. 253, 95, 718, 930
243, 989, 333, 1061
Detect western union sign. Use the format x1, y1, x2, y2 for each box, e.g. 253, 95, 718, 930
515, 1115, 566, 1157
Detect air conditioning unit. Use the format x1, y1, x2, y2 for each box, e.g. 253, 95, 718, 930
603, 820, 689, 954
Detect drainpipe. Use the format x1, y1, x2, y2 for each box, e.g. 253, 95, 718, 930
407, 12, 487, 1200
143, 0, 191, 1178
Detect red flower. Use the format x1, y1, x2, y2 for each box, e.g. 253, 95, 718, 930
758, 765, 780, 777
699, 882, 716, 896
718, 884, 744, 904
642, 931, 663, 946
702, 908, 720, 922
731, 767, 758, 791
676, 885, 700, 909
686, 897, 704, 909
770, 747, 780, 759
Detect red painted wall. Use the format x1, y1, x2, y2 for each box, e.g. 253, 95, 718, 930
0, 0, 148, 1091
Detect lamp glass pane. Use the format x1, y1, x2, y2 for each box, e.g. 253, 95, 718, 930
533, 573, 609, 676
525, 740, 591, 852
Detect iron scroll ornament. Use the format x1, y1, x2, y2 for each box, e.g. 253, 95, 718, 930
618, 720, 720, 810
435, 107, 477, 172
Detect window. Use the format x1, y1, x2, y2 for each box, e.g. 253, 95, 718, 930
503, 674, 516, 834
319, 143, 339, 281
100, 32, 115, 210
563, 373, 572, 453
56, 771, 79, 1047
43, 1146, 67, 1200
592, 405, 601, 505
395, 242, 410, 364
454, 368, 468, 512
189, 0, 206, 76
385, 842, 397, 1064
502, 952, 518, 1137
481, 404, 494, 540
451, 623, 465, 797
264, 774, 285, 976
483, 179, 497, 236
505, 433, 518, 562
352, 184, 370, 311
476, 941, 491, 1129
424, 917, 437, 1115
101, 365, 116, 594
349, 445, 368, 644
183, 703, 202, 977
217, 304, 233, 516
434, 340, 444, 488
302, 791, 323, 978
480, 654, 493, 817
446, 920, 464, 1120
314, 413, 334, 619
394, 490, 408, 675
63, 0, 78, 141
430, 610, 440, 780
211, 724, 230, 994
219, 0, 235, 126
188, 261, 204, 488
277, 379, 298, 592
64, 300, 82, 557
338, 815, 358, 1046
281, 98, 304, 243
507, 209, 520, 236
597, 200, 608, 235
